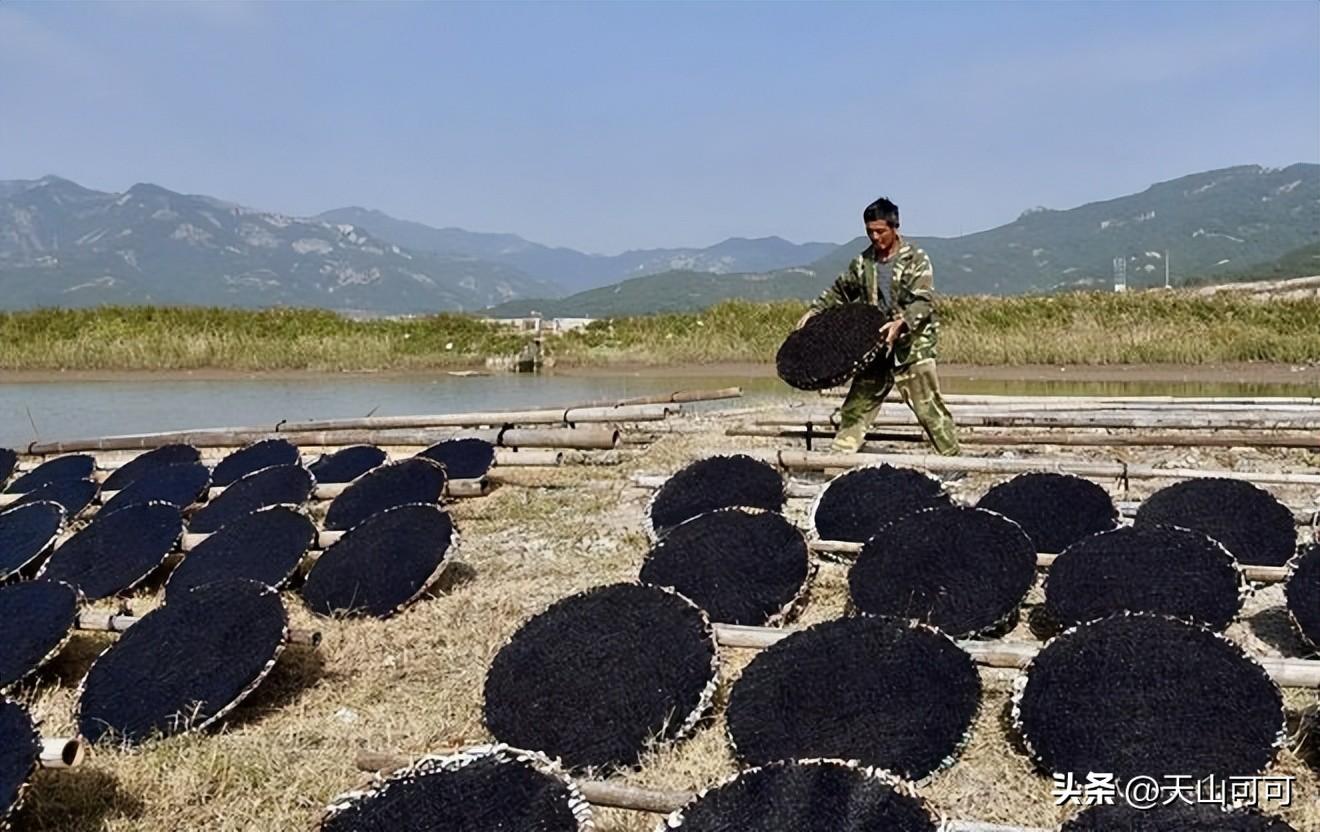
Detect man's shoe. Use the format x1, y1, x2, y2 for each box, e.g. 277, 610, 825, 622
830, 434, 863, 454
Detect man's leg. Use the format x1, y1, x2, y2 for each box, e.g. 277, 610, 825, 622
894, 359, 960, 456
831, 367, 894, 453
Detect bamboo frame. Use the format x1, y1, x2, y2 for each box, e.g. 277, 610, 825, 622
10, 450, 565, 481
24, 406, 675, 454
350, 750, 1046, 832
274, 403, 677, 433
711, 624, 1320, 688
74, 611, 320, 646
766, 450, 1320, 487
553, 386, 743, 409
629, 475, 1318, 525
757, 411, 1320, 431
729, 425, 1320, 450
806, 539, 1289, 583
818, 393, 1320, 407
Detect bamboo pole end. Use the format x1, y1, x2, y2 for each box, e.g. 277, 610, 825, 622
40, 737, 86, 769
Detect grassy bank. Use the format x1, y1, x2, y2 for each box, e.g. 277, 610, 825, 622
558, 294, 1320, 365
2, 294, 1319, 371
0, 306, 526, 371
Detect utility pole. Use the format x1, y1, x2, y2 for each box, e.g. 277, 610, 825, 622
1165, 250, 1170, 289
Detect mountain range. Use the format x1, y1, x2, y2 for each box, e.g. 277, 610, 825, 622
0, 177, 553, 313
1, 163, 1316, 315
315, 206, 835, 295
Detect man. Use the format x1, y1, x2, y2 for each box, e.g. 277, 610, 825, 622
795, 196, 960, 456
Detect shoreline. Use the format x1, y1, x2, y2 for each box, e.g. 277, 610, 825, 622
1, 361, 1317, 387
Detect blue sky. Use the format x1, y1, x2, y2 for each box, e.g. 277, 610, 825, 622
1, 1, 1316, 253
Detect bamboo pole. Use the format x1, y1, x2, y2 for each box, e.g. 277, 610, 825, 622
24, 406, 675, 454
711, 624, 1320, 688
558, 386, 743, 409
629, 473, 822, 499
176, 427, 621, 451
730, 425, 1320, 450
187, 477, 492, 502
766, 450, 1320, 487
73, 475, 496, 515
15, 450, 564, 477
872, 401, 1320, 414
1113, 500, 1316, 526
496, 449, 565, 467
40, 738, 85, 769
75, 611, 320, 646
275, 404, 678, 433
180, 529, 345, 552
820, 393, 1320, 407
945, 398, 1320, 412
350, 751, 1046, 831
757, 411, 1320, 431
628, 474, 1319, 525
808, 540, 1288, 583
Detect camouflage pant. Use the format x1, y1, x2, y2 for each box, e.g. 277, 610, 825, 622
832, 358, 960, 455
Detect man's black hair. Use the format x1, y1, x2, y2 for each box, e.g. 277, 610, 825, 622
863, 197, 900, 228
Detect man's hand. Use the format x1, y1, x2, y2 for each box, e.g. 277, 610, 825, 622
879, 318, 906, 346
795, 310, 815, 331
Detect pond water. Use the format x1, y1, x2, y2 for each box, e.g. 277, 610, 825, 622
1, 369, 1317, 450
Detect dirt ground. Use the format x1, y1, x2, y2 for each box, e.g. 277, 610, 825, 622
11, 400, 1320, 831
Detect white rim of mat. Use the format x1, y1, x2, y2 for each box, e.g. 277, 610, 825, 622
806, 463, 948, 560
640, 506, 816, 628
1010, 611, 1290, 780
72, 579, 289, 748
487, 582, 720, 771
36, 499, 182, 597
645, 454, 786, 544
656, 757, 946, 831
0, 579, 81, 693
725, 614, 982, 786
322, 743, 593, 831
1041, 523, 1251, 632
0, 499, 66, 580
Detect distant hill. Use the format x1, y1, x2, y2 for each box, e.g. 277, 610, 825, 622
0, 177, 556, 313
489, 163, 1320, 316
486, 268, 826, 318
1183, 240, 1320, 286
316, 206, 836, 293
